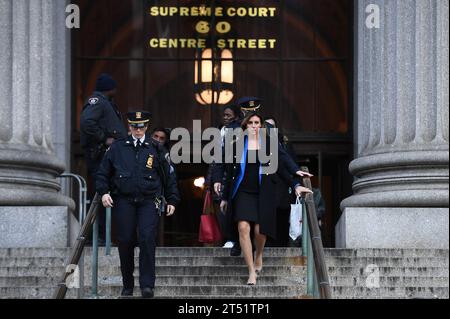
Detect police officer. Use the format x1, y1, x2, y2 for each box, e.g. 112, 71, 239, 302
80, 73, 127, 173
80, 73, 127, 243
237, 96, 262, 118
96, 111, 180, 298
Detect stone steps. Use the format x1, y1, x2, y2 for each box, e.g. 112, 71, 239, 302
2, 285, 447, 299
0, 265, 307, 277
329, 275, 449, 287
0, 256, 307, 267
326, 266, 449, 277
3, 265, 447, 280
0, 247, 303, 258
5, 263, 447, 275
0, 275, 307, 287
90, 256, 450, 268
2, 247, 448, 258
0, 285, 307, 299
1, 255, 447, 268
0, 287, 77, 299
323, 249, 449, 258
0, 248, 447, 299
324, 257, 448, 267
330, 286, 448, 299
4, 274, 447, 288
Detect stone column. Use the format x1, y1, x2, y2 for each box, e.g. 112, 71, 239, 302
0, 0, 72, 247
338, 0, 449, 248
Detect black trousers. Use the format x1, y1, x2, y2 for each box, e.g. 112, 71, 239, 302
114, 197, 160, 289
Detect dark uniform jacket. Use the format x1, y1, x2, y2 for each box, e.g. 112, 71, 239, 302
274, 134, 299, 210
96, 136, 180, 207
217, 134, 301, 239
80, 92, 127, 149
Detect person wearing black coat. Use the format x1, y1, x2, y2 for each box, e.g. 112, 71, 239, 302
211, 104, 241, 247
96, 111, 180, 298
217, 112, 312, 285
80, 74, 127, 244
80, 74, 127, 172
264, 117, 299, 246
212, 98, 312, 256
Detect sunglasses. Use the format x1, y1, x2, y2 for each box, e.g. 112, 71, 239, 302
130, 125, 148, 130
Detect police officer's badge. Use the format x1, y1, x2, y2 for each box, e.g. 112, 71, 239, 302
136, 112, 142, 119
146, 154, 154, 169
89, 97, 99, 105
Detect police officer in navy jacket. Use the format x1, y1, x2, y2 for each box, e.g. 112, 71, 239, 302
80, 73, 127, 173
80, 74, 127, 244
96, 111, 180, 298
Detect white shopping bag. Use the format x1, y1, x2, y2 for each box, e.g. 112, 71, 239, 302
289, 196, 303, 241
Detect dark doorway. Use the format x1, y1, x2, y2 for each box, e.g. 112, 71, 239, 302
71, 0, 354, 247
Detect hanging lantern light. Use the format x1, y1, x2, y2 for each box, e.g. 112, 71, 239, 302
194, 47, 234, 106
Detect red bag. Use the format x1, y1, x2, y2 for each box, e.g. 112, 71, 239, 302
198, 191, 222, 243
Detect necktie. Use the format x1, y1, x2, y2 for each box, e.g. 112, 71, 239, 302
136, 139, 141, 149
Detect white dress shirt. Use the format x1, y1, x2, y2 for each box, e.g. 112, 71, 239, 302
132, 136, 145, 147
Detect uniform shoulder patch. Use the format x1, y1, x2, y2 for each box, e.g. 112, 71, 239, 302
89, 97, 99, 105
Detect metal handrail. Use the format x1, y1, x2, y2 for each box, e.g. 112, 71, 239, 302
57, 173, 88, 299
54, 185, 111, 299
59, 173, 88, 226
55, 168, 329, 298
91, 206, 112, 297
300, 166, 332, 299
54, 193, 101, 299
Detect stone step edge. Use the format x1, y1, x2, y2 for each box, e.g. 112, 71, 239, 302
4, 283, 449, 291
2, 265, 447, 269
0, 283, 305, 290
0, 274, 448, 279
2, 256, 449, 260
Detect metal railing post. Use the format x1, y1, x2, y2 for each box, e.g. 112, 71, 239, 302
301, 197, 308, 257
313, 271, 320, 299
105, 207, 112, 256
53, 193, 100, 299
58, 173, 88, 299
91, 217, 99, 296
304, 200, 315, 296
300, 166, 332, 299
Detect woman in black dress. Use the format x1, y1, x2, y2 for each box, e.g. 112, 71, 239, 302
220, 112, 312, 285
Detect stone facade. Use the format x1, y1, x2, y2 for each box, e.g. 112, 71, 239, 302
339, 0, 449, 248
0, 0, 448, 249
0, 0, 72, 247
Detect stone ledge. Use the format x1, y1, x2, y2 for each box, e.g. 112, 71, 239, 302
0, 207, 69, 248
336, 207, 449, 249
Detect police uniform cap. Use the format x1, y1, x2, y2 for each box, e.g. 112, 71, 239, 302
237, 96, 262, 111
95, 73, 117, 92
127, 111, 151, 128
